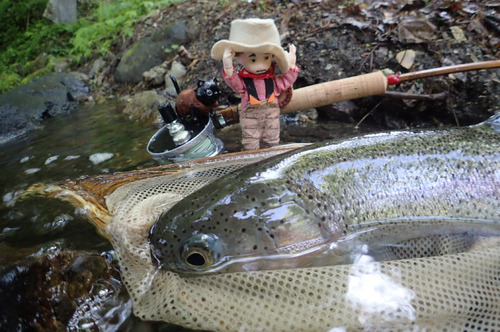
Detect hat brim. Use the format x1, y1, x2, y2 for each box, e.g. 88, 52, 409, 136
211, 40, 290, 73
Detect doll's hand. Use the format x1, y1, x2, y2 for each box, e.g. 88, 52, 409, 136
287, 44, 297, 67
223, 47, 235, 76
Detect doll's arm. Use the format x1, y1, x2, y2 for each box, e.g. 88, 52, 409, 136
223, 47, 235, 77
287, 44, 296, 67
274, 45, 299, 94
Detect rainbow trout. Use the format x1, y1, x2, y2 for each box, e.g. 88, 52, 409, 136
149, 115, 500, 276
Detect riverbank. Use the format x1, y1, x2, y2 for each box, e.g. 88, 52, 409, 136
1, 0, 499, 142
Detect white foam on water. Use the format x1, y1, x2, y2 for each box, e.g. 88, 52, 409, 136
25, 168, 41, 174
3, 192, 13, 204
89, 153, 114, 165
45, 155, 59, 165
64, 155, 80, 161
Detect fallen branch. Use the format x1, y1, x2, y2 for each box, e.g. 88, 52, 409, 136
382, 91, 448, 100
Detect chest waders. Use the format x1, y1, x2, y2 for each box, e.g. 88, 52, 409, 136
240, 78, 280, 150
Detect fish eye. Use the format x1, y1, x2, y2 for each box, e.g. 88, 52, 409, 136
185, 250, 209, 267
180, 233, 222, 270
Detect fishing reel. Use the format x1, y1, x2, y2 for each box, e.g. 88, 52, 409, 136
147, 75, 242, 163
147, 101, 225, 164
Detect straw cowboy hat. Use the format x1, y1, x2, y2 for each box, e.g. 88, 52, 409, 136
211, 18, 290, 73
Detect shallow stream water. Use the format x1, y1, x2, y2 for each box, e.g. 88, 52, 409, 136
0, 101, 381, 331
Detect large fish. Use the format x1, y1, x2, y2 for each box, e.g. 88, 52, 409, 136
149, 115, 500, 276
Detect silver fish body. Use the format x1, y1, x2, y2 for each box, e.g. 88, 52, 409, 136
149, 116, 500, 276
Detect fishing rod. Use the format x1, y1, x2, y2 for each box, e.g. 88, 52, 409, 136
215, 59, 500, 125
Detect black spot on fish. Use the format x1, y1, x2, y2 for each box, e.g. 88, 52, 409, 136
253, 245, 258, 250
241, 228, 246, 233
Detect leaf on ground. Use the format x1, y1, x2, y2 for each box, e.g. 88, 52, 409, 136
398, 19, 437, 44
396, 49, 415, 69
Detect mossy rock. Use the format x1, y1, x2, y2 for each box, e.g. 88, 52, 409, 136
114, 21, 189, 84
123, 90, 166, 125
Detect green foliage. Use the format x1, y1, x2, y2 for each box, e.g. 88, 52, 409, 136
0, 0, 181, 92
0, 0, 49, 50
20, 57, 56, 85
0, 72, 22, 94
70, 0, 180, 62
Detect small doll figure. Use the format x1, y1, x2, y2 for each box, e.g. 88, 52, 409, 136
211, 18, 299, 150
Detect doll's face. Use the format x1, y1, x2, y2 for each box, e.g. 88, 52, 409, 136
235, 52, 273, 75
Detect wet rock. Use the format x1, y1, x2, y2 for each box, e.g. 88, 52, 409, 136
123, 91, 167, 124
283, 108, 319, 123
0, 105, 39, 144
143, 62, 168, 86
90, 58, 106, 79
54, 59, 69, 73
69, 71, 90, 85
0, 73, 90, 143
43, 0, 77, 24
115, 21, 189, 84
0, 251, 125, 331
165, 61, 187, 95
317, 100, 360, 122
62, 73, 90, 101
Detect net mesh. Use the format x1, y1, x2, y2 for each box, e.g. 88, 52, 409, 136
106, 153, 500, 332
